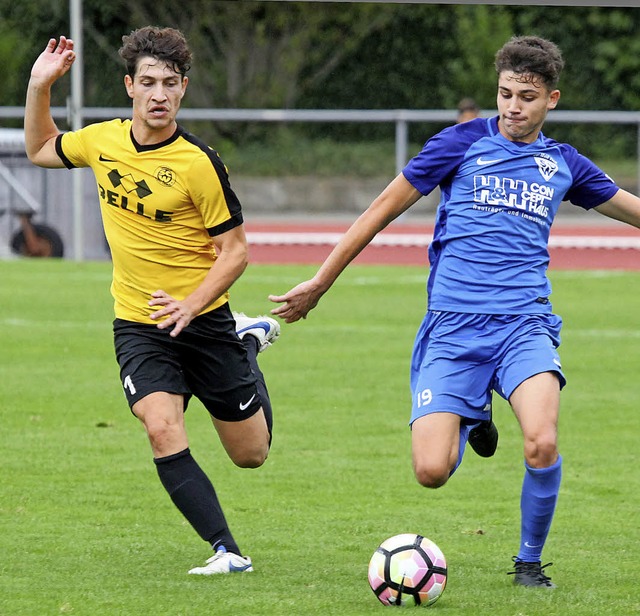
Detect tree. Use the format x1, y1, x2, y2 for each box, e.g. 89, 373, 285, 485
297, 4, 513, 140
443, 4, 513, 110
104, 1, 397, 109
508, 5, 640, 158
0, 0, 71, 112
1, 1, 638, 155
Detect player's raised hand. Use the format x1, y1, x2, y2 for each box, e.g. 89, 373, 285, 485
269, 279, 325, 323
30, 37, 76, 86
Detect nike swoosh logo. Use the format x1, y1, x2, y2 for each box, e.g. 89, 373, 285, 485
229, 561, 252, 572
476, 157, 504, 165
99, 154, 116, 162
239, 393, 256, 411
524, 542, 542, 548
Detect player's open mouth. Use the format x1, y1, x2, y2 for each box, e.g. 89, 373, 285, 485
149, 106, 169, 116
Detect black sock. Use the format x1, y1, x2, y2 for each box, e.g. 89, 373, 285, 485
242, 335, 273, 437
154, 448, 240, 554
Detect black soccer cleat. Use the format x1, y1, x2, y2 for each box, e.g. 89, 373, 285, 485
468, 418, 498, 457
507, 557, 556, 588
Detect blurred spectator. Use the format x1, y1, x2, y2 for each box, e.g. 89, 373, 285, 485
457, 97, 481, 123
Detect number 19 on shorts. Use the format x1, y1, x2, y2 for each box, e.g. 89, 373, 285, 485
416, 388, 433, 408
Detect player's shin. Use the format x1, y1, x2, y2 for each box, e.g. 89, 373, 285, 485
154, 447, 241, 555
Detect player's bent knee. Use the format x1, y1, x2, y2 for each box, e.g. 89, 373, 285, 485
215, 410, 271, 468
230, 444, 269, 469
225, 432, 270, 468
413, 461, 451, 489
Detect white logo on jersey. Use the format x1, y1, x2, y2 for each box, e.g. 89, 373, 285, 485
534, 154, 559, 181
477, 157, 504, 166
474, 174, 553, 218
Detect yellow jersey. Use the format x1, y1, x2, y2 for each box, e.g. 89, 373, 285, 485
56, 119, 242, 323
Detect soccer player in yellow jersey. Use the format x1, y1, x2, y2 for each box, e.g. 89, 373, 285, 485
25, 26, 280, 575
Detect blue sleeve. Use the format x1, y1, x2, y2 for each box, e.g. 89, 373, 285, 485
560, 144, 619, 209
402, 118, 488, 195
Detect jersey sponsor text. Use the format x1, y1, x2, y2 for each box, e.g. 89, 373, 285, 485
474, 174, 552, 219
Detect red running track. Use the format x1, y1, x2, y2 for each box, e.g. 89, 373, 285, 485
244, 221, 640, 270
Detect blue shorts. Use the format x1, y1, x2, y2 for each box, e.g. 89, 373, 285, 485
410, 311, 565, 425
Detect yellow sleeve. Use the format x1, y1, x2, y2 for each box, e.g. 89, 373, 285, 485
55, 122, 104, 169
188, 147, 244, 236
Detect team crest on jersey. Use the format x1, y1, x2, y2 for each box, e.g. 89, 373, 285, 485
534, 154, 558, 181
155, 166, 176, 187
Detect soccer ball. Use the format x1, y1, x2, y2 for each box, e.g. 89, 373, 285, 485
368, 533, 448, 607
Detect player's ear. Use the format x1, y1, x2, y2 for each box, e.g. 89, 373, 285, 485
547, 89, 560, 110
124, 74, 134, 99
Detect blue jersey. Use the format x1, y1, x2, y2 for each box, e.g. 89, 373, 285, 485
403, 116, 619, 314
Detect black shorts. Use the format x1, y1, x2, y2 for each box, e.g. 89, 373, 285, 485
113, 303, 262, 421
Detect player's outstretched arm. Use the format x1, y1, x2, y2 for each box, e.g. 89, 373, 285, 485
269, 174, 422, 323
25, 37, 76, 168
594, 189, 640, 229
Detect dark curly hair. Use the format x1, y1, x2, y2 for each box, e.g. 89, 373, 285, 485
495, 36, 565, 90
119, 26, 192, 78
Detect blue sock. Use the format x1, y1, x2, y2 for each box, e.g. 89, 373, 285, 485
517, 455, 562, 562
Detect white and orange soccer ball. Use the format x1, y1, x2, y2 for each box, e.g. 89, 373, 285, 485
368, 533, 448, 607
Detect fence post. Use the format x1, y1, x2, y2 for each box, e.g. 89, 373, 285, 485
637, 122, 640, 197
395, 118, 408, 177
70, 0, 84, 261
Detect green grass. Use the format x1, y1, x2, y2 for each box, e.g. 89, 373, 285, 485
1, 259, 640, 615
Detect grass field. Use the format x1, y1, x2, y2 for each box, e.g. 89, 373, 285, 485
1, 258, 640, 616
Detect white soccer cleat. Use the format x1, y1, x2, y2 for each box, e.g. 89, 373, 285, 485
233, 312, 281, 352
188, 547, 254, 575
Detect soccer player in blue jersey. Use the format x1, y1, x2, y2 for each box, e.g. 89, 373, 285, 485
270, 35, 640, 588
25, 27, 280, 575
